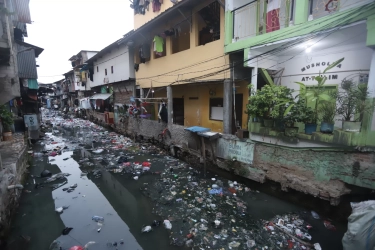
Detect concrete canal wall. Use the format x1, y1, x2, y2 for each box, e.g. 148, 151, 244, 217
0, 133, 29, 241
91, 115, 375, 205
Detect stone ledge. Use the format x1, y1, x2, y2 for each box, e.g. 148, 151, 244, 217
249, 122, 363, 147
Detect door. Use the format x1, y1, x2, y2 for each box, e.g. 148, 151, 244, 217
173, 98, 184, 126
232, 94, 243, 134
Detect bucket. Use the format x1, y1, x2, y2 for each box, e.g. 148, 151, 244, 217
320, 122, 334, 133
304, 123, 317, 135
3, 132, 12, 141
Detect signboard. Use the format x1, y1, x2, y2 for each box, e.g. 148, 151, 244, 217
216, 138, 254, 164
24, 114, 38, 130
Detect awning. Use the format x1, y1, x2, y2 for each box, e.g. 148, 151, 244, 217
90, 93, 112, 100
28, 79, 38, 89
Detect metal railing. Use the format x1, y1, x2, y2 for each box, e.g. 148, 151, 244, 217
233, 0, 295, 41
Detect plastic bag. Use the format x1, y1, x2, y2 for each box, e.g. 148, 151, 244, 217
342, 200, 375, 250
163, 220, 172, 230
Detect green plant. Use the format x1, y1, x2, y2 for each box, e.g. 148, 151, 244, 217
247, 84, 293, 120
336, 79, 374, 122
319, 90, 337, 124
0, 105, 13, 132
319, 101, 336, 124
336, 80, 358, 121
356, 83, 374, 122
282, 58, 344, 124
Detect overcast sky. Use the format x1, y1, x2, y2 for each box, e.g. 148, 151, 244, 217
25, 0, 134, 84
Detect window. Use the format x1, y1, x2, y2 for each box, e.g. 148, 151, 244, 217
171, 20, 190, 54
308, 0, 338, 20
105, 69, 107, 76
111, 66, 114, 74
97, 66, 99, 72
209, 98, 223, 121
198, 1, 220, 46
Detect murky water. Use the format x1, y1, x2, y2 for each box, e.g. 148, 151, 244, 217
6, 122, 346, 250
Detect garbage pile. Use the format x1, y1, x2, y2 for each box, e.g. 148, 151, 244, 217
38, 112, 327, 250
139, 161, 318, 249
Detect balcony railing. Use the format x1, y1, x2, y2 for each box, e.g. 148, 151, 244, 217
233, 0, 295, 41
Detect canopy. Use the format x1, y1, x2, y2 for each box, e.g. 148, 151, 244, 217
90, 93, 112, 100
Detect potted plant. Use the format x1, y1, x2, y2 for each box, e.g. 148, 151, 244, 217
282, 98, 315, 136
247, 84, 293, 128
0, 105, 14, 141
319, 100, 336, 133
283, 109, 299, 136
291, 58, 344, 134
336, 80, 373, 132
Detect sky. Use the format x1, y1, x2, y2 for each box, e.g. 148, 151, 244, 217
25, 0, 134, 84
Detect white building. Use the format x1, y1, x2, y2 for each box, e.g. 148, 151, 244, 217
84, 31, 136, 120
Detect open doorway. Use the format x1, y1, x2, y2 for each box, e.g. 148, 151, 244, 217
173, 98, 184, 125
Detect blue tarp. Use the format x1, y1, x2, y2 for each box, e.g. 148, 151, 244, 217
185, 126, 211, 133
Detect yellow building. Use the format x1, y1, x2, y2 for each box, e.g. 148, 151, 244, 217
129, 0, 250, 134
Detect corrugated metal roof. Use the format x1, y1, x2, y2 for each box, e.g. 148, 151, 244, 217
90, 93, 112, 100
16, 42, 37, 79
14, 0, 31, 24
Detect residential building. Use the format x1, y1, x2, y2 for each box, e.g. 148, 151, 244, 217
224, 0, 375, 145
84, 33, 136, 125
0, 0, 44, 139
127, 0, 250, 134
221, 0, 375, 203
64, 50, 98, 108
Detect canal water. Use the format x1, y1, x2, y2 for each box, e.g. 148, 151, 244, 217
5, 119, 347, 250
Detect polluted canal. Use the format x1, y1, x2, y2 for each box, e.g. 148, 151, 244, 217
6, 113, 346, 250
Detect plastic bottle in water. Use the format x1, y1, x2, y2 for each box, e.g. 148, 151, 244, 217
92, 216, 104, 222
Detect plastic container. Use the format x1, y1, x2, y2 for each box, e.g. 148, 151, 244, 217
92, 216, 104, 222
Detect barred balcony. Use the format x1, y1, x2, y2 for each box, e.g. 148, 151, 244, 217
233, 0, 295, 42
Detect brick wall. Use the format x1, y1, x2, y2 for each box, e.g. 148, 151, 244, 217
113, 81, 134, 104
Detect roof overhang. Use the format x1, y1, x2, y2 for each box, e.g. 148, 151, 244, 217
90, 93, 112, 100
15, 40, 44, 57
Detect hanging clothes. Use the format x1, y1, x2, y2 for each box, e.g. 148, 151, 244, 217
266, 0, 281, 33
152, 0, 163, 12
158, 102, 168, 123
153, 35, 164, 55
139, 43, 151, 63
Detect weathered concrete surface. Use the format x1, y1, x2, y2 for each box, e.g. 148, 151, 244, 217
0, 133, 28, 240
88, 115, 375, 205
251, 144, 375, 205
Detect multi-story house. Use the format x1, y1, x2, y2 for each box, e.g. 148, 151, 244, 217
126, 0, 250, 134
0, 0, 43, 139
222, 0, 375, 204
84, 32, 136, 125
64, 50, 98, 108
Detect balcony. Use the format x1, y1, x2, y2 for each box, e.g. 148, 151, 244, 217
233, 0, 295, 42
232, 0, 373, 43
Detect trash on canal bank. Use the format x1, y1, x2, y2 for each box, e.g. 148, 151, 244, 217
37, 111, 334, 250
342, 200, 375, 250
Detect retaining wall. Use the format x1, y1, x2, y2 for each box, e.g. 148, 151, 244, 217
0, 133, 28, 241
88, 114, 375, 205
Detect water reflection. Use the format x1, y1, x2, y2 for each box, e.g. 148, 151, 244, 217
51, 150, 143, 250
